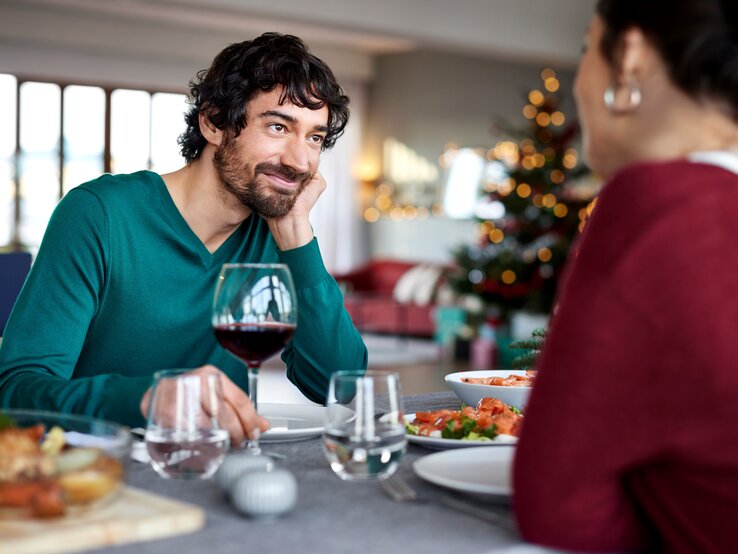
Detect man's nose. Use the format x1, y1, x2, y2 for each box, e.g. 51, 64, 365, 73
281, 137, 310, 175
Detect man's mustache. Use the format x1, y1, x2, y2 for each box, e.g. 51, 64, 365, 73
255, 162, 310, 186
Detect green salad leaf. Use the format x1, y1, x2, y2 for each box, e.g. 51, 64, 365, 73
440, 415, 498, 441
0, 411, 17, 431
405, 422, 419, 436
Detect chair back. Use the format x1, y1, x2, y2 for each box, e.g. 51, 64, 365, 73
0, 252, 32, 335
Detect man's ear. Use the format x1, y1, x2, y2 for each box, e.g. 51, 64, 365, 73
199, 111, 223, 147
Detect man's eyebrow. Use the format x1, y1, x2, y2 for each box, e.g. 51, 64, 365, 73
259, 110, 329, 133
260, 110, 297, 124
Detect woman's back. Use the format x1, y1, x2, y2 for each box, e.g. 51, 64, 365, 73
514, 156, 738, 553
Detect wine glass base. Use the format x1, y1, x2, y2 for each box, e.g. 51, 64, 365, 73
234, 442, 286, 460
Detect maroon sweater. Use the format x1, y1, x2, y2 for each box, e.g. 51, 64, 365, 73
513, 159, 738, 553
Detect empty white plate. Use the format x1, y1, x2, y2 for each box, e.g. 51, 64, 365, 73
413, 446, 514, 497
259, 403, 327, 443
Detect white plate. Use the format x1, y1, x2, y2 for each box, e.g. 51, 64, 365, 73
404, 414, 517, 450
413, 446, 514, 497
260, 403, 328, 443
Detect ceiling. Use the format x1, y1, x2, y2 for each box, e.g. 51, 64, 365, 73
16, 0, 596, 66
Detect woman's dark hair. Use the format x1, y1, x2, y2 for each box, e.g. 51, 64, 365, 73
596, 0, 738, 120
179, 32, 350, 162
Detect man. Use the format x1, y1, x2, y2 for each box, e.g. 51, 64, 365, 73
0, 33, 368, 444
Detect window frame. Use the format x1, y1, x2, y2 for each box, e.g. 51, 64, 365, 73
3, 74, 187, 250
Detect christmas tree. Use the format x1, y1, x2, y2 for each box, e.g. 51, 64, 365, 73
448, 68, 596, 320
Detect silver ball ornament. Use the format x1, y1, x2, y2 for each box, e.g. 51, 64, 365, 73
231, 468, 298, 519
215, 453, 274, 494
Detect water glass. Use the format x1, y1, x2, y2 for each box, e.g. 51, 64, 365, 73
145, 369, 230, 479
323, 370, 407, 481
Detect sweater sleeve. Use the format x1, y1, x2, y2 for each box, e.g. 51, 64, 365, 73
276, 238, 368, 404
0, 189, 151, 427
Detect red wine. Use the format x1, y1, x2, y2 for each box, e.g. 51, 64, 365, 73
214, 322, 296, 366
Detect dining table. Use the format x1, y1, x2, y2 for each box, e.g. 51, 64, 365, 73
100, 392, 559, 554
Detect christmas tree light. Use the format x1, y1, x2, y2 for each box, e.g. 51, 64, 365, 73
448, 69, 598, 320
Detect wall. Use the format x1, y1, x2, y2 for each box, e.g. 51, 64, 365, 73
370, 218, 478, 263
364, 49, 577, 263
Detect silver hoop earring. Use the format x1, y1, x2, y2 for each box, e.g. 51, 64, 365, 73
603, 79, 642, 114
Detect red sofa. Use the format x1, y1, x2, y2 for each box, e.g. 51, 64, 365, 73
333, 260, 442, 337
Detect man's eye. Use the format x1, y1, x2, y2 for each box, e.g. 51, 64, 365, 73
270, 124, 286, 132
309, 135, 325, 144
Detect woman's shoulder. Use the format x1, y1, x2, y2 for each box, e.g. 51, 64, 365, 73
605, 158, 737, 199
572, 158, 737, 281
593, 158, 736, 229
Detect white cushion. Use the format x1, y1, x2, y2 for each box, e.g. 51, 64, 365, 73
413, 265, 442, 306
392, 264, 425, 304
392, 264, 442, 306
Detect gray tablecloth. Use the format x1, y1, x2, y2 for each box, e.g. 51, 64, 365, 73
102, 392, 526, 554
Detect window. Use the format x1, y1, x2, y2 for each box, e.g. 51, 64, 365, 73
0, 74, 187, 250
111, 89, 151, 174
0, 75, 16, 246
442, 148, 485, 219
63, 85, 105, 195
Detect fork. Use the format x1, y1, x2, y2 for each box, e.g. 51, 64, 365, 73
380, 473, 425, 502
380, 473, 517, 532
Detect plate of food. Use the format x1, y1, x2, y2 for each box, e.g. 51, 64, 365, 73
404, 397, 522, 450
413, 446, 514, 498
0, 409, 130, 519
445, 370, 535, 410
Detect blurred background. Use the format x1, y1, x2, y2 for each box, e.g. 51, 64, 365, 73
0, 0, 601, 366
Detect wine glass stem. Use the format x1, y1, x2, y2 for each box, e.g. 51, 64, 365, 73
246, 364, 261, 455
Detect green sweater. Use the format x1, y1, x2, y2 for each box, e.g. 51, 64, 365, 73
0, 171, 367, 427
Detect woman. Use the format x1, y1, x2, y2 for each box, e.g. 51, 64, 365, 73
513, 1, 738, 553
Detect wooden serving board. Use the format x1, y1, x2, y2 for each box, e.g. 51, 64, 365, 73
0, 486, 205, 554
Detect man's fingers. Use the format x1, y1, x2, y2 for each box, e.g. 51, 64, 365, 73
219, 401, 246, 446
217, 373, 268, 439
166, 365, 267, 444
222, 385, 269, 439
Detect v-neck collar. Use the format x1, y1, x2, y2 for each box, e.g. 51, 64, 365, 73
148, 171, 252, 269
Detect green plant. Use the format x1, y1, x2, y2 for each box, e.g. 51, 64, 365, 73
509, 327, 547, 370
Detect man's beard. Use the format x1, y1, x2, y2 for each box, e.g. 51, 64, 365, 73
213, 138, 312, 218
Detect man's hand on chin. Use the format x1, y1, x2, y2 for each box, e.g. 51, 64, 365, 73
266, 171, 326, 251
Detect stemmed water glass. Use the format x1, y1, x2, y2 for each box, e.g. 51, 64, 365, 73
212, 263, 298, 455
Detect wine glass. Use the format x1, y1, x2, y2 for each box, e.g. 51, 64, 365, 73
212, 263, 298, 455
145, 368, 230, 479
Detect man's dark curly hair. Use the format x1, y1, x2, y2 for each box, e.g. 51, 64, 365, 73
178, 33, 350, 163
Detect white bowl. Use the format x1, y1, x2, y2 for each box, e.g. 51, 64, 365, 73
445, 370, 532, 411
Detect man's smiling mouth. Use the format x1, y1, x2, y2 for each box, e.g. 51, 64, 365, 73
262, 171, 299, 190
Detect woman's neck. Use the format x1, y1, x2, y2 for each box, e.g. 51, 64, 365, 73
616, 88, 738, 171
